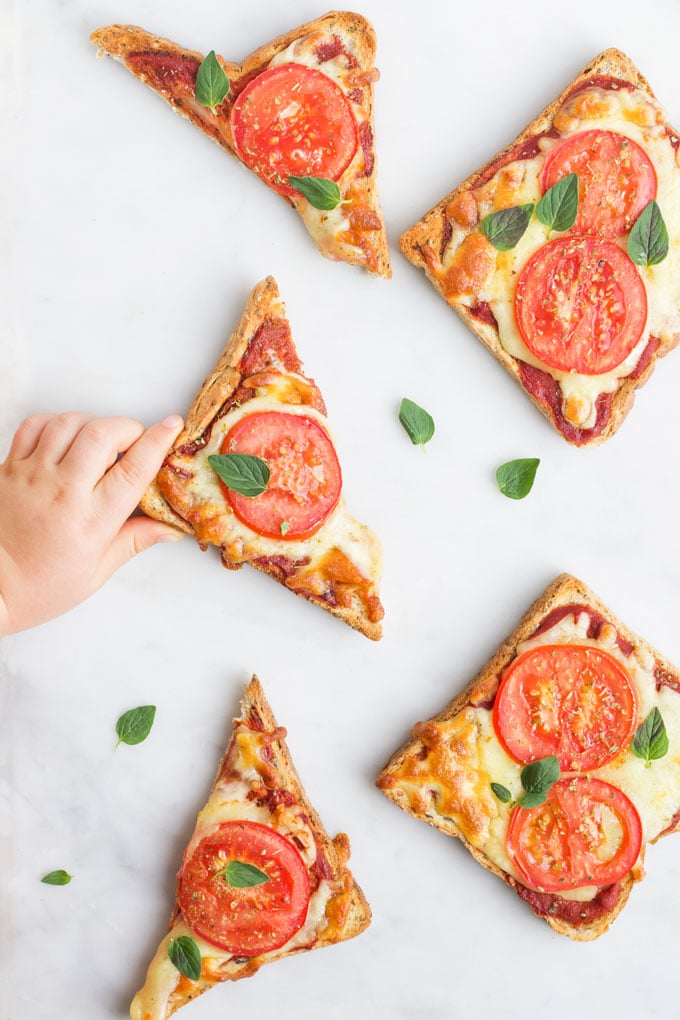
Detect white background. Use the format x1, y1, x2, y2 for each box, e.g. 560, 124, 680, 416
3, 1, 680, 1018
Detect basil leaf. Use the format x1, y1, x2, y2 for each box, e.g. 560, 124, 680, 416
115, 705, 156, 748
536, 173, 579, 233
632, 707, 669, 765
195, 50, 230, 113
490, 782, 512, 804
168, 936, 202, 982
496, 458, 540, 500
399, 398, 435, 448
280, 521, 290, 536
288, 176, 342, 210
41, 870, 72, 885
520, 755, 560, 795
220, 860, 270, 888
208, 453, 270, 497
481, 204, 534, 251
627, 200, 669, 266
517, 790, 548, 809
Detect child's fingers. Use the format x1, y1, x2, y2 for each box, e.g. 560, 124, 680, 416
59, 417, 146, 483
5, 414, 56, 460
94, 415, 183, 521
94, 516, 184, 584
32, 412, 97, 465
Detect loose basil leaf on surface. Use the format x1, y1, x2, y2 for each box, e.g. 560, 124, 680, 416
168, 936, 202, 982
520, 755, 560, 797
195, 50, 230, 112
496, 458, 540, 500
115, 705, 156, 748
481, 204, 534, 251
208, 453, 270, 497
631, 707, 669, 765
490, 782, 512, 804
627, 200, 669, 266
536, 173, 579, 233
220, 860, 270, 888
41, 870, 72, 885
399, 398, 435, 448
288, 176, 342, 210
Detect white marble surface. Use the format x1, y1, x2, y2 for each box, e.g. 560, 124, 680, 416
4, 1, 680, 1018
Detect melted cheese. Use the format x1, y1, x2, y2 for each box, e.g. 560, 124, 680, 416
440, 84, 680, 432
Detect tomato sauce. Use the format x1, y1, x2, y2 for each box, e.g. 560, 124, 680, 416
518, 362, 612, 444
531, 603, 634, 656
128, 50, 200, 92
241, 317, 302, 375
516, 880, 622, 925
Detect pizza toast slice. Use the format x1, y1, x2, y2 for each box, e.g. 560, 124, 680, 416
91, 13, 390, 277
400, 49, 680, 445
377, 573, 680, 940
130, 676, 371, 1020
140, 276, 384, 640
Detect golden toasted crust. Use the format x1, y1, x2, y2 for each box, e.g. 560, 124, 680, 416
91, 13, 390, 277
377, 573, 680, 941
400, 49, 680, 446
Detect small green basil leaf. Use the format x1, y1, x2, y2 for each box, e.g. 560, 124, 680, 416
280, 521, 290, 536
631, 706, 669, 765
490, 782, 512, 804
168, 936, 202, 982
481, 204, 534, 251
536, 173, 579, 233
115, 705, 156, 748
627, 200, 669, 266
520, 755, 560, 795
41, 870, 72, 885
220, 860, 270, 888
195, 50, 230, 113
496, 458, 540, 500
517, 790, 548, 809
288, 176, 342, 210
208, 453, 270, 497
399, 398, 435, 448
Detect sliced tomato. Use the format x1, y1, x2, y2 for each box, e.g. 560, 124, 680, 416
494, 644, 638, 771
231, 63, 358, 196
178, 821, 311, 955
515, 236, 647, 375
507, 777, 642, 893
221, 411, 341, 540
540, 130, 656, 237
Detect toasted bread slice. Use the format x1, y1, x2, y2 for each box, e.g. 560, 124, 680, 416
140, 276, 384, 640
130, 676, 371, 1019
377, 573, 680, 940
400, 49, 680, 445
91, 13, 390, 277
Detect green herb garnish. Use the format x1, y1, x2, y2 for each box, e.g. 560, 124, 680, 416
41, 870, 72, 886
208, 453, 270, 497
115, 705, 156, 748
481, 204, 534, 251
631, 707, 669, 766
496, 458, 540, 500
195, 51, 230, 113
399, 398, 435, 448
536, 173, 579, 234
288, 176, 342, 210
168, 936, 202, 982
491, 755, 560, 810
219, 860, 270, 888
627, 200, 669, 267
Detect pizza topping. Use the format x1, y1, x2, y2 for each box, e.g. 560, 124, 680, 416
481, 203, 534, 251
288, 546, 384, 622
540, 130, 657, 237
179, 821, 311, 955
506, 777, 642, 892
398, 398, 435, 448
168, 936, 202, 981
535, 173, 579, 234
231, 63, 358, 197
219, 411, 341, 540
287, 175, 342, 210
495, 458, 540, 500
241, 317, 303, 376
194, 50, 230, 112
491, 755, 560, 809
627, 200, 669, 267
209, 452, 271, 497
516, 880, 622, 925
631, 707, 669, 765
515, 236, 647, 375
494, 644, 639, 771
219, 860, 269, 887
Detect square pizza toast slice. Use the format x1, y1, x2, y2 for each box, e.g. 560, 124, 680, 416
400, 49, 680, 445
377, 574, 680, 939
131, 676, 371, 1019
140, 276, 384, 640
91, 12, 390, 277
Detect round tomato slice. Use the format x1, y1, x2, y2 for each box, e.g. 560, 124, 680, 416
231, 63, 358, 196
494, 644, 638, 771
507, 777, 642, 893
221, 411, 342, 540
540, 130, 657, 237
178, 821, 311, 955
515, 236, 647, 375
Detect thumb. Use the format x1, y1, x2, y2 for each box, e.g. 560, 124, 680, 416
95, 516, 184, 584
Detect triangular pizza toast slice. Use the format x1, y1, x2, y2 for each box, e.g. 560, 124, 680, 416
377, 574, 680, 940
130, 676, 371, 1019
140, 276, 384, 639
91, 13, 390, 277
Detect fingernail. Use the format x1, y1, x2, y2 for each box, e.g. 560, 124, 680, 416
160, 414, 183, 429
156, 529, 184, 543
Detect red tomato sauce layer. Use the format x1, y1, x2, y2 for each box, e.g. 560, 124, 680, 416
516, 881, 622, 925
128, 51, 199, 92
531, 603, 634, 656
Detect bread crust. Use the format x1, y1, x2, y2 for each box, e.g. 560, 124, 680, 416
400, 49, 680, 446
91, 13, 390, 277
377, 573, 680, 940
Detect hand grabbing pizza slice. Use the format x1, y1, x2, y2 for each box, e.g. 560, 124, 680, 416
130, 676, 371, 1019
140, 276, 384, 639
91, 12, 390, 277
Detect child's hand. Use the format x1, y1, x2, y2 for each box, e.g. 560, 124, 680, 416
0, 412, 185, 636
